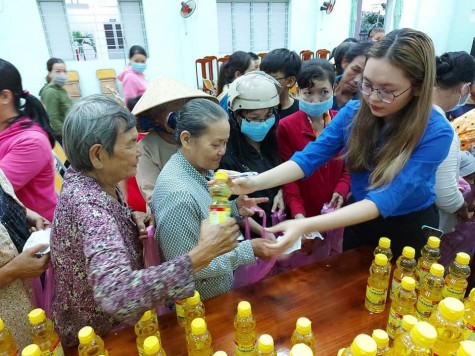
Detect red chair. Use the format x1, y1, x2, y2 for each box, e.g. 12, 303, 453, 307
257, 52, 267, 59
195, 57, 214, 90
316, 49, 331, 60
203, 55, 218, 82
300, 50, 314, 61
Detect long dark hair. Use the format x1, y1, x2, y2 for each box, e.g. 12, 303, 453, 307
217, 51, 252, 96
0, 58, 55, 147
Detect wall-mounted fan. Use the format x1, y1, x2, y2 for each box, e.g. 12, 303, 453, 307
180, 0, 196, 18
320, 0, 336, 14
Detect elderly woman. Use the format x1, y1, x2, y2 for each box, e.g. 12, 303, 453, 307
0, 169, 50, 348
153, 98, 275, 300
50, 95, 240, 347
131, 76, 218, 207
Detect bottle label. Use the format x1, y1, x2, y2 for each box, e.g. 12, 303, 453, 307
417, 265, 430, 286
387, 308, 403, 339
365, 285, 387, 306
464, 322, 475, 341
235, 341, 257, 355
391, 275, 401, 295
442, 284, 466, 300
46, 340, 64, 356
416, 295, 439, 319
175, 300, 185, 326
209, 207, 230, 224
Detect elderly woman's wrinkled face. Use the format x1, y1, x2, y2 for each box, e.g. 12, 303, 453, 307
101, 126, 140, 182
339, 55, 366, 95
186, 119, 230, 171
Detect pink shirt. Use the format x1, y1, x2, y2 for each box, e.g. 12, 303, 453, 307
117, 67, 148, 104
0, 118, 57, 221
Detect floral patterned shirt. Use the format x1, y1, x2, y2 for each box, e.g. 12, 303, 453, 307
50, 168, 195, 347
152, 151, 255, 300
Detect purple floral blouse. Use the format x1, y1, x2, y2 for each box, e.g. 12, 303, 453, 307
50, 168, 195, 347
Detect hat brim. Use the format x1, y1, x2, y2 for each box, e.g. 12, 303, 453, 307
132, 76, 218, 116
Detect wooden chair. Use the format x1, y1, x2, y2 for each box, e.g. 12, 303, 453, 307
204, 55, 218, 82
52, 141, 69, 195
300, 50, 314, 61
202, 78, 217, 96
316, 49, 331, 60
63, 70, 81, 100
96, 69, 125, 106
217, 55, 230, 73
257, 52, 267, 59
195, 57, 214, 90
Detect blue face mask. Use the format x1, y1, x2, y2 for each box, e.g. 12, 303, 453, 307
240, 116, 275, 142
131, 62, 147, 74
299, 96, 333, 117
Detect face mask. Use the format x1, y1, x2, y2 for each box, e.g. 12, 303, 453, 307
299, 96, 333, 117
51, 74, 68, 86
131, 62, 147, 73
240, 116, 275, 142
448, 86, 471, 112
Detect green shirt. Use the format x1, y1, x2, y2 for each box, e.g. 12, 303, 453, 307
152, 151, 255, 300
39, 83, 72, 135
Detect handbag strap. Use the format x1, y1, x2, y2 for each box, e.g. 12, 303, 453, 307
244, 207, 267, 240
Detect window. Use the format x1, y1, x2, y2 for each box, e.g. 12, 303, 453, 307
37, 0, 147, 61
217, 0, 289, 55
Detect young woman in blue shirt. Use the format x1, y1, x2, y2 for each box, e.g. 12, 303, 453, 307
227, 28, 454, 257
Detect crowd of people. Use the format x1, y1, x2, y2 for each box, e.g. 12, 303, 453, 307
1, 27, 475, 349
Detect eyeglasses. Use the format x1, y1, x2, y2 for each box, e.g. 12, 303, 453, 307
241, 108, 275, 123
271, 76, 287, 81
357, 81, 412, 104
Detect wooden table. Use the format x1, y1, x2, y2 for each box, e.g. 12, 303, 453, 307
66, 247, 391, 355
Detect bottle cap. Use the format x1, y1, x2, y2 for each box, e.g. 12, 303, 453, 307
430, 263, 444, 277
28, 308, 46, 325
144, 336, 161, 354
374, 254, 388, 266
258, 334, 275, 353
401, 276, 416, 291
410, 321, 437, 348
237, 301, 252, 317
191, 318, 207, 335
457, 340, 475, 356
337, 348, 346, 356
214, 171, 228, 181
187, 290, 201, 306
78, 326, 96, 345
21, 344, 41, 356
438, 297, 464, 321
402, 246, 415, 259
290, 343, 313, 356
0, 318, 4, 331
295, 317, 312, 334
213, 352, 228, 356
371, 329, 389, 348
351, 334, 377, 355
427, 236, 441, 248
401, 314, 418, 331
456, 252, 471, 265
378, 237, 391, 249
139, 310, 153, 322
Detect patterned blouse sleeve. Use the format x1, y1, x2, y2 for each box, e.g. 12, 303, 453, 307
80, 204, 195, 324
156, 190, 255, 280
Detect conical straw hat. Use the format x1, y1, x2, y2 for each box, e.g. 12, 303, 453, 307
132, 76, 218, 116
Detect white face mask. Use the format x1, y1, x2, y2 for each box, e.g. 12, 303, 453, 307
52, 74, 68, 86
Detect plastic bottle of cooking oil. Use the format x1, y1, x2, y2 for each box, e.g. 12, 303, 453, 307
135, 310, 161, 356
175, 298, 186, 327
143, 336, 166, 356
234, 301, 257, 356
390, 314, 418, 353
429, 297, 465, 356
374, 238, 393, 270
184, 291, 206, 334
291, 317, 315, 352
365, 254, 391, 313
0, 318, 19, 356
464, 288, 475, 341
415, 263, 445, 321
391, 321, 436, 355
386, 276, 417, 339
187, 318, 213, 356
390, 246, 416, 300
28, 308, 64, 356
442, 252, 471, 301
457, 340, 475, 356
340, 334, 377, 356
256, 334, 276, 356
371, 329, 390, 355
209, 171, 231, 224
21, 344, 41, 356
77, 326, 108, 356
290, 343, 313, 356
415, 236, 441, 290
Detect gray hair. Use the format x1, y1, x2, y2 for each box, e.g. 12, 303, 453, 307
173, 99, 228, 146
63, 95, 136, 172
